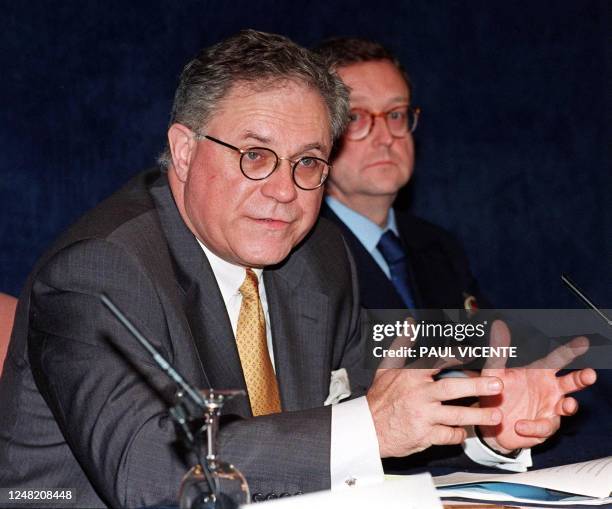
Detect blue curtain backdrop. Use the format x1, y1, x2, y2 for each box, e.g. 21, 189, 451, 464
1, 0, 611, 468
1, 0, 610, 309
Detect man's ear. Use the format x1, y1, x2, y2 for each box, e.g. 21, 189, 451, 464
167, 123, 196, 182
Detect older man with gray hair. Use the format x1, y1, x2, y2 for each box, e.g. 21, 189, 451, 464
0, 30, 591, 508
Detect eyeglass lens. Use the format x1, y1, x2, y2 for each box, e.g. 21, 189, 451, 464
239, 148, 328, 190
346, 107, 418, 140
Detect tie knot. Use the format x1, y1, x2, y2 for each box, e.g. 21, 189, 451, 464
239, 268, 260, 299
377, 230, 406, 265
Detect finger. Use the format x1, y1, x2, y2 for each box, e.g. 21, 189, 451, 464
435, 404, 502, 427
430, 425, 467, 445
398, 363, 443, 378
378, 355, 408, 369
434, 355, 466, 371
483, 320, 511, 370
530, 336, 590, 370
403, 355, 463, 370
515, 417, 559, 438
429, 376, 503, 401
374, 367, 437, 388
558, 368, 597, 395
555, 396, 578, 416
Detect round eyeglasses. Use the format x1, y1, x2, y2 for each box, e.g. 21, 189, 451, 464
194, 134, 331, 191
345, 106, 421, 141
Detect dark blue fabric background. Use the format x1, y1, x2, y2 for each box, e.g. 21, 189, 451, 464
1, 0, 609, 308
0, 0, 610, 469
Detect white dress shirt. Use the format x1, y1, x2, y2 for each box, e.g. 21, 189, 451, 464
197, 231, 530, 492
197, 240, 384, 488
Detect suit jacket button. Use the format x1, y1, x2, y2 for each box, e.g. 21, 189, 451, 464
280, 492, 291, 498
266, 493, 278, 500
252, 492, 266, 502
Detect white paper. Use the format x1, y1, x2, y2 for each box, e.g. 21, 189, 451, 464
244, 473, 442, 509
436, 486, 612, 506
433, 456, 612, 499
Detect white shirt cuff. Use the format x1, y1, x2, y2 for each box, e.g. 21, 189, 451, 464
330, 396, 384, 489
463, 425, 533, 472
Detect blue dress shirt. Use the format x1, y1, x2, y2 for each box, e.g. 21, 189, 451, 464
325, 196, 399, 280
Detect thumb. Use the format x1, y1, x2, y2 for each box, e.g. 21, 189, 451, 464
483, 320, 511, 370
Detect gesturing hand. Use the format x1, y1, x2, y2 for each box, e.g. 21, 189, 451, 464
367, 367, 504, 458
478, 320, 597, 453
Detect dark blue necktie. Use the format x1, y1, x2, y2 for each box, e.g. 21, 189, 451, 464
377, 230, 417, 309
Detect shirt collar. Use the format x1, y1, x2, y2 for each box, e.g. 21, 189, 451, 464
196, 238, 263, 303
325, 195, 399, 254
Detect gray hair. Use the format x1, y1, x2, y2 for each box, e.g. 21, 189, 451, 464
159, 30, 349, 167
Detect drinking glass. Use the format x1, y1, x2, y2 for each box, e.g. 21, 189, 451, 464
179, 389, 250, 509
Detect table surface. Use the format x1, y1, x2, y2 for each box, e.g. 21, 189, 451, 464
444, 505, 515, 508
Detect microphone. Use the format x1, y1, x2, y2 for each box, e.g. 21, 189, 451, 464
561, 274, 612, 327
100, 293, 207, 410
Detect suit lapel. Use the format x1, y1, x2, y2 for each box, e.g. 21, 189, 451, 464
321, 204, 416, 309
264, 251, 330, 412
151, 177, 330, 416
150, 178, 251, 417
396, 211, 461, 309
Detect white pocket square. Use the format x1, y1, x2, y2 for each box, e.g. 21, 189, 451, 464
324, 368, 351, 405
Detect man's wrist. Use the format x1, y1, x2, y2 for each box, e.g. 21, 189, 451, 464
463, 426, 532, 472
475, 425, 522, 459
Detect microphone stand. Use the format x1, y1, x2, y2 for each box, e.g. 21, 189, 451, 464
100, 294, 224, 508
561, 274, 612, 327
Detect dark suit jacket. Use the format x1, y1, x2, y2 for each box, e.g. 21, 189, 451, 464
320, 202, 486, 310
321, 202, 491, 472
0, 169, 368, 508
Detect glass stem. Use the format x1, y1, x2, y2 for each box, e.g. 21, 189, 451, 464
206, 409, 219, 464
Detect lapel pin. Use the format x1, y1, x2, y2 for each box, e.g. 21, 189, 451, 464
463, 293, 479, 317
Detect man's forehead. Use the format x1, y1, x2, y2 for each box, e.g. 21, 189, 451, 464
208, 80, 333, 152
338, 60, 410, 107
350, 92, 409, 106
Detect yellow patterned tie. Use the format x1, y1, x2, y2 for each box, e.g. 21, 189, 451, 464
235, 269, 281, 416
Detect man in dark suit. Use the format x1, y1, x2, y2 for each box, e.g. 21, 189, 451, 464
0, 31, 594, 508
315, 38, 484, 312
314, 37, 602, 468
